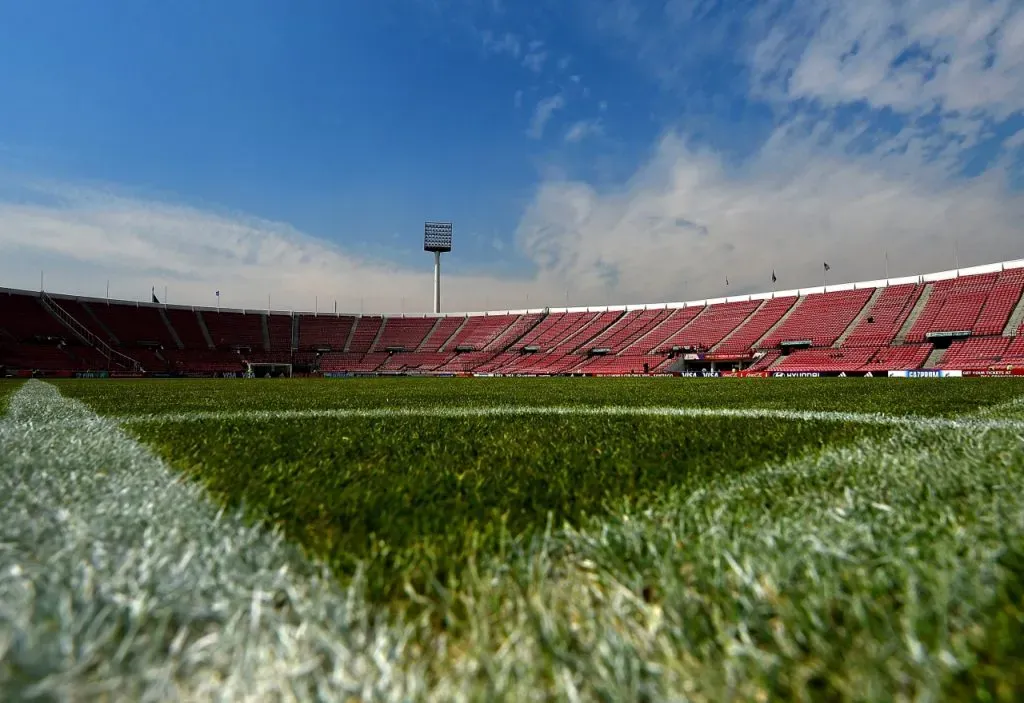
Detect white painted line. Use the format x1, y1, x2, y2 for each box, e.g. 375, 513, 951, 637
113, 404, 1024, 433
0, 379, 424, 699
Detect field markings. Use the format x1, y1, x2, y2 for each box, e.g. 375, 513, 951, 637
5, 380, 1024, 700
0, 379, 427, 700
113, 404, 1024, 433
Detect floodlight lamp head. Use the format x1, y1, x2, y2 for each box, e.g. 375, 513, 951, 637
424, 221, 453, 253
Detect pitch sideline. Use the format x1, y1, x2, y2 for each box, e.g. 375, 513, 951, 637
0, 379, 425, 700
112, 403, 1024, 433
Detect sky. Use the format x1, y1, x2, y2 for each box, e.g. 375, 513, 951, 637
0, 0, 1023, 313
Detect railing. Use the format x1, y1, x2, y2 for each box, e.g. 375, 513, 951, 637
40, 292, 144, 373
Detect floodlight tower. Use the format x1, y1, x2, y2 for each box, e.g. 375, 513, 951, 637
424, 221, 453, 313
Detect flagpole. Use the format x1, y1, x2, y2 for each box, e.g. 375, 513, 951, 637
885, 251, 889, 281
164, 286, 167, 305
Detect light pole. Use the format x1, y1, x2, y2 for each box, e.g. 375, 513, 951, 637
424, 222, 453, 314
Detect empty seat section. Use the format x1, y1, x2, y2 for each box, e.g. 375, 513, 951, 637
514, 312, 590, 351
747, 350, 781, 371
372, 317, 435, 351
319, 352, 387, 373
906, 273, 999, 342
501, 352, 574, 374
129, 347, 170, 371
88, 302, 177, 347
761, 289, 873, 348
347, 317, 384, 354
163, 349, 245, 373
0, 292, 68, 340
843, 284, 922, 347
0, 342, 93, 371
661, 301, 759, 352
716, 298, 796, 354
267, 314, 292, 351
562, 311, 621, 352
576, 354, 664, 374
473, 352, 518, 372
938, 337, 1012, 369
437, 352, 498, 372
443, 315, 518, 350
483, 313, 544, 351
974, 269, 1024, 335
51, 300, 111, 341
378, 352, 451, 371
586, 309, 672, 352
774, 347, 877, 372
164, 310, 210, 349
298, 315, 356, 350
203, 311, 264, 349
860, 344, 932, 372
418, 317, 464, 352
1002, 336, 1024, 362
626, 307, 702, 354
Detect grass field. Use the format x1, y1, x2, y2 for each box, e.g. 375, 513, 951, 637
3, 377, 1024, 700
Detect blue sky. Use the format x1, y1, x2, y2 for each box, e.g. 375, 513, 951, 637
1, 0, 1023, 312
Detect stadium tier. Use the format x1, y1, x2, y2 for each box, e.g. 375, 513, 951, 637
3, 260, 1024, 376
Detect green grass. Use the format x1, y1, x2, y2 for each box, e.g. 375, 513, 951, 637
122, 413, 892, 602
47, 378, 1024, 699
0, 379, 23, 414
55, 376, 1024, 416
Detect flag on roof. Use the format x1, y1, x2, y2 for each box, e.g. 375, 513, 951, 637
771, 270, 777, 283
824, 262, 831, 271
151, 287, 160, 304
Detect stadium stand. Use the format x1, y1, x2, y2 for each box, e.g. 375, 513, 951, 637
297, 314, 356, 350
716, 297, 796, 354
0, 291, 69, 340
371, 317, 435, 352
905, 273, 1000, 342
347, 316, 384, 354
203, 311, 264, 349
514, 312, 588, 351
842, 284, 923, 347
267, 314, 293, 352
859, 344, 933, 373
5, 261, 1024, 376
561, 311, 622, 352
1002, 336, 1024, 363
773, 347, 878, 373
586, 309, 672, 352
164, 309, 210, 349
661, 301, 759, 352
89, 302, 178, 347
442, 314, 519, 351
938, 337, 1012, 369
760, 289, 873, 348
626, 306, 703, 353
418, 317, 464, 352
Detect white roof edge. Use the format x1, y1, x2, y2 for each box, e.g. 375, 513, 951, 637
6, 258, 1023, 316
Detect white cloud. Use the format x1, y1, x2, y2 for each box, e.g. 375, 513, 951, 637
749, 0, 1024, 124
522, 40, 548, 72
0, 184, 562, 313
479, 30, 521, 58
513, 89, 523, 108
509, 0, 1024, 304
564, 119, 603, 143
517, 130, 1024, 305
528, 94, 566, 138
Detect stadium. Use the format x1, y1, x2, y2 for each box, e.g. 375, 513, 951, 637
4, 1, 1024, 700
3, 252, 1024, 700
4, 257, 1024, 379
